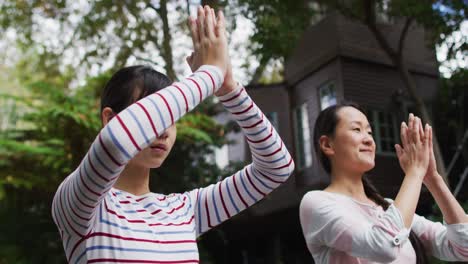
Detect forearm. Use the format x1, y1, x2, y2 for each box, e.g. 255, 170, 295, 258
393, 172, 424, 228
219, 85, 294, 179
426, 175, 468, 224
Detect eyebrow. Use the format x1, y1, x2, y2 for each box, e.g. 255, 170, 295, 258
350, 121, 372, 129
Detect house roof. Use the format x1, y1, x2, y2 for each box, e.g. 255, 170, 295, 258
285, 12, 439, 85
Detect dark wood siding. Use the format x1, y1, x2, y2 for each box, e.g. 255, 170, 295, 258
291, 59, 343, 189
286, 13, 438, 85
342, 58, 438, 109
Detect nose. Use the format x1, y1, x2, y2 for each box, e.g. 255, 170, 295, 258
363, 133, 374, 146
159, 130, 169, 139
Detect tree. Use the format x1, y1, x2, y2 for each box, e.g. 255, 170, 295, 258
0, 1, 247, 260
0, 0, 196, 80
238, 0, 467, 180
237, 0, 316, 84
434, 68, 468, 195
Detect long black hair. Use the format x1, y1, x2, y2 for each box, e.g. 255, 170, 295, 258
313, 102, 428, 264
101, 65, 172, 114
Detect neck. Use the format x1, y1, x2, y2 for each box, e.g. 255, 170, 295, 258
326, 168, 368, 202
114, 162, 151, 196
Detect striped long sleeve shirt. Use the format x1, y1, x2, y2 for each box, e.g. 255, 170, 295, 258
300, 191, 468, 263
51, 65, 295, 263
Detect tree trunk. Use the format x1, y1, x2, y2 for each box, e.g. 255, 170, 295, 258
157, 0, 177, 81
396, 62, 448, 180
249, 57, 269, 85
362, 5, 448, 182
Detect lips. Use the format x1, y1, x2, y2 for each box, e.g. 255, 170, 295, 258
150, 143, 167, 151
359, 149, 373, 153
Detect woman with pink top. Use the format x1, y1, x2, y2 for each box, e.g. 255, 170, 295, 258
300, 102, 468, 263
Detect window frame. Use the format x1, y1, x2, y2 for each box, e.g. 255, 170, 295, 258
293, 102, 313, 170
318, 81, 337, 110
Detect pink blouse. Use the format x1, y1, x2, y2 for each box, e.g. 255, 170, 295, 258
300, 191, 468, 263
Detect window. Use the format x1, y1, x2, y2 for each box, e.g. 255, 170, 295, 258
369, 109, 399, 154
319, 81, 337, 110
294, 103, 312, 169
265, 112, 279, 130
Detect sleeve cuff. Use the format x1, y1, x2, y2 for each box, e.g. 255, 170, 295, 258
196, 65, 224, 91
386, 204, 411, 246
446, 219, 468, 246
217, 84, 243, 102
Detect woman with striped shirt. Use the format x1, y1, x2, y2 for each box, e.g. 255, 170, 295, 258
300, 102, 468, 263
52, 6, 294, 263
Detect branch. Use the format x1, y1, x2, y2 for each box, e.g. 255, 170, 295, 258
133, 55, 159, 66
147, 3, 161, 16
249, 56, 270, 85
185, 0, 190, 17
363, 0, 398, 65
397, 17, 414, 59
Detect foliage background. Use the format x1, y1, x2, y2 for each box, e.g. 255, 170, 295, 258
0, 0, 466, 263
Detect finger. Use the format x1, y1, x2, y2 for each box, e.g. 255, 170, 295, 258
429, 125, 433, 150
408, 113, 416, 143
395, 144, 403, 158
197, 6, 205, 41
400, 122, 409, 148
410, 115, 419, 144
204, 5, 215, 39
426, 124, 432, 150
418, 117, 425, 141
186, 52, 193, 64
424, 123, 430, 150
188, 17, 199, 49
211, 8, 216, 30
414, 117, 422, 144
216, 10, 226, 38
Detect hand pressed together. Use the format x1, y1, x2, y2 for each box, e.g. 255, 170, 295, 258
395, 113, 430, 180
186, 6, 237, 96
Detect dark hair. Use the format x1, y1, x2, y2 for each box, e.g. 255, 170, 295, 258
100, 65, 172, 114
313, 102, 428, 264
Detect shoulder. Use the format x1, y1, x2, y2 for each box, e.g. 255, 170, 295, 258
300, 191, 342, 207
300, 191, 346, 217
300, 191, 357, 234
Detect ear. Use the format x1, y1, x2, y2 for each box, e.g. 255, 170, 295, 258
319, 135, 335, 157
101, 107, 115, 126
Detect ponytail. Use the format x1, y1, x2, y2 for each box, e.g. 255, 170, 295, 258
363, 176, 428, 264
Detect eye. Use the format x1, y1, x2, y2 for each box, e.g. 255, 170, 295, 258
367, 131, 373, 135
353, 127, 361, 132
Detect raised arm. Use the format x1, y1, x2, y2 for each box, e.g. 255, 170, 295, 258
412, 213, 468, 261
51, 6, 229, 238
191, 83, 295, 235
411, 125, 468, 261
185, 7, 294, 236
423, 125, 468, 225
393, 114, 431, 228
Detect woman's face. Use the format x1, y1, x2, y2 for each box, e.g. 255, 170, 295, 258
128, 124, 177, 169
102, 106, 177, 169
324, 106, 376, 173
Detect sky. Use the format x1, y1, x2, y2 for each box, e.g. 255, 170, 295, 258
437, 20, 468, 77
